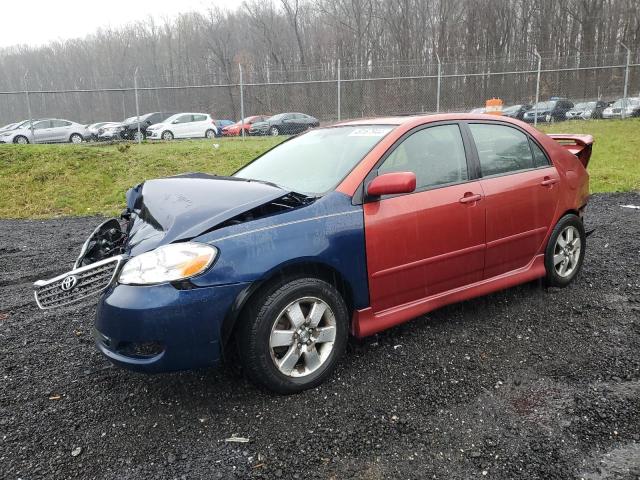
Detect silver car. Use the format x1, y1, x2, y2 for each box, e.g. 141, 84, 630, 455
0, 119, 87, 144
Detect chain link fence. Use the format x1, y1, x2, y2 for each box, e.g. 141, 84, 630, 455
0, 50, 638, 138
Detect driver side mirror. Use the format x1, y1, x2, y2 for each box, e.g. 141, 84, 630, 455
367, 172, 416, 198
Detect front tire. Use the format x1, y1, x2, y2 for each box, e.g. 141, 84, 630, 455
70, 133, 83, 144
544, 214, 586, 287
13, 136, 29, 144
237, 277, 349, 394
269, 126, 280, 136
161, 131, 174, 141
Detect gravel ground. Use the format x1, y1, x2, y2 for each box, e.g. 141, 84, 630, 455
1, 192, 639, 480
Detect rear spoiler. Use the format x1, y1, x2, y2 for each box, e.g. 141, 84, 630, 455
548, 134, 594, 168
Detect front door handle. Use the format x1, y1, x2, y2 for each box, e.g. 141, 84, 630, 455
459, 193, 483, 204
541, 176, 559, 187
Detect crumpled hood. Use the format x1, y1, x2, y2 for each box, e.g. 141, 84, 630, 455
124, 173, 289, 255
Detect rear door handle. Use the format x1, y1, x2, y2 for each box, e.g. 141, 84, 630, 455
541, 177, 559, 187
459, 193, 483, 204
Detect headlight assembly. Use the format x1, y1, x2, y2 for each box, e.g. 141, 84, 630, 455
118, 242, 218, 285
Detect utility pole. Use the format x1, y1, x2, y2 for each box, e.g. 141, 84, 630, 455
435, 53, 441, 113
620, 42, 631, 119
134, 68, 141, 144
23, 71, 34, 140
239, 64, 245, 141
337, 59, 341, 121
534, 48, 542, 127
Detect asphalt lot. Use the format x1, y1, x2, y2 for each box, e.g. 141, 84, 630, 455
1, 192, 639, 479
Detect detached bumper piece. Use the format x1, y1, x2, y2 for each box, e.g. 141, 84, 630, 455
34, 256, 123, 309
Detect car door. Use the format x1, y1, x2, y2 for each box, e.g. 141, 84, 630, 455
32, 120, 53, 143
172, 115, 193, 138
192, 114, 208, 137
50, 120, 72, 142
364, 123, 486, 313
466, 122, 560, 279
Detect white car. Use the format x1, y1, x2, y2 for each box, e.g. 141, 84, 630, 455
0, 119, 86, 144
146, 113, 218, 140
602, 97, 640, 119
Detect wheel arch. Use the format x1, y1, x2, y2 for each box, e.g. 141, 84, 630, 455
220, 259, 355, 352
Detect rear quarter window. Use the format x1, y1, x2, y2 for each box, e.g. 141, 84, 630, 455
469, 123, 535, 176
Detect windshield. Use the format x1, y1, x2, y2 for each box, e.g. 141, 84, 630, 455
573, 102, 596, 110
234, 125, 394, 195
502, 105, 522, 113
532, 101, 556, 110
612, 98, 640, 108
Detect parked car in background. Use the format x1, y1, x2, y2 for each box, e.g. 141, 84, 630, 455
97, 123, 126, 141
565, 101, 608, 120
501, 104, 532, 120
121, 112, 176, 141
146, 113, 218, 140
86, 122, 115, 141
469, 107, 486, 114
602, 97, 640, 119
0, 118, 86, 144
222, 116, 270, 136
523, 98, 574, 123
35, 114, 591, 393
212, 119, 234, 137
250, 113, 320, 136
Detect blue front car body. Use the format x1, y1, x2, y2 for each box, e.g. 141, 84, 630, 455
95, 191, 369, 373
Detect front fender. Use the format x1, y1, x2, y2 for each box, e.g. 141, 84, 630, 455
191, 192, 369, 309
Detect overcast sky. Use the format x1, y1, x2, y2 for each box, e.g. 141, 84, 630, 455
0, 0, 233, 48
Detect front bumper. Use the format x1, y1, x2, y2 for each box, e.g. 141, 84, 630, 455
95, 281, 250, 373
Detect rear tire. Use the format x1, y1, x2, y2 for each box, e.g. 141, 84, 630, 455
269, 126, 280, 136
161, 131, 174, 141
205, 129, 216, 139
132, 131, 145, 142
237, 277, 349, 394
544, 214, 586, 288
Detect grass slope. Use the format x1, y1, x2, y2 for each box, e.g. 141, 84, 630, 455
0, 137, 283, 218
0, 119, 637, 218
540, 118, 640, 194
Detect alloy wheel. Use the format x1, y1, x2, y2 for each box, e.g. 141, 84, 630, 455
553, 225, 581, 278
269, 297, 337, 378
270, 127, 279, 136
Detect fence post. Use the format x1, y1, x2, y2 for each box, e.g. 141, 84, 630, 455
620, 42, 631, 119
134, 68, 141, 144
436, 53, 441, 113
23, 71, 34, 139
534, 48, 542, 127
239, 64, 245, 141
337, 59, 341, 121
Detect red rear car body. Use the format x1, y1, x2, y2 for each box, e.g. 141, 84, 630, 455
333, 114, 590, 337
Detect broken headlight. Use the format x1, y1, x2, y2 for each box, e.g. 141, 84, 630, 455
118, 243, 217, 285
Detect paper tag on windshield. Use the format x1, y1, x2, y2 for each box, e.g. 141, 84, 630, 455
348, 127, 390, 137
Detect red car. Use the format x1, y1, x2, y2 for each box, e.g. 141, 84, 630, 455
222, 115, 269, 136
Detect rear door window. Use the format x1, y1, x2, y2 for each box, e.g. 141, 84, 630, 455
469, 124, 535, 176
379, 124, 469, 190
193, 115, 207, 122
530, 141, 550, 168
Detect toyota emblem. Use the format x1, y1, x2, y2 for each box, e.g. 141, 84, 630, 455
60, 275, 78, 292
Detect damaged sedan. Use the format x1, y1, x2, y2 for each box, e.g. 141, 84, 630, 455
35, 114, 592, 394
